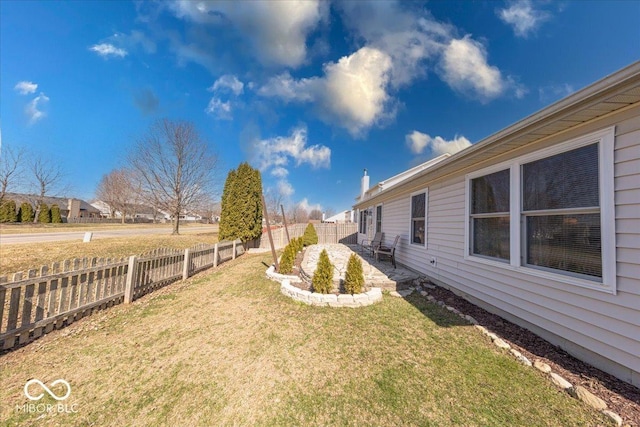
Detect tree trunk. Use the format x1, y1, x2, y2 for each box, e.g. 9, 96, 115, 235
172, 214, 180, 235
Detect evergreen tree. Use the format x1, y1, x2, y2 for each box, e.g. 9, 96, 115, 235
279, 244, 295, 274
219, 162, 263, 246
218, 168, 237, 241
0, 200, 17, 222
344, 253, 365, 294
312, 249, 333, 294
19, 202, 34, 223
38, 203, 51, 223
303, 223, 318, 246
51, 204, 63, 223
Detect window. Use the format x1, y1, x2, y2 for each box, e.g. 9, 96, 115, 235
376, 205, 382, 233
359, 209, 368, 234
411, 192, 426, 245
470, 169, 510, 261
464, 127, 615, 292
522, 143, 601, 280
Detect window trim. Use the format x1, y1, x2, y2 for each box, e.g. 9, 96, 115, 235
375, 204, 383, 233
410, 189, 428, 248
464, 126, 616, 294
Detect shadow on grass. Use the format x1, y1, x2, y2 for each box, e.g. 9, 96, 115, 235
400, 278, 640, 418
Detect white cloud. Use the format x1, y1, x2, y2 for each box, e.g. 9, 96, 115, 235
271, 167, 289, 178
251, 126, 330, 171
26, 93, 50, 124
406, 131, 471, 156
539, 83, 574, 103
259, 47, 393, 137
210, 75, 244, 95
439, 36, 506, 102
170, 0, 326, 68
14, 81, 38, 95
205, 97, 232, 120
90, 43, 128, 58
277, 179, 294, 197
498, 0, 550, 38
297, 197, 321, 214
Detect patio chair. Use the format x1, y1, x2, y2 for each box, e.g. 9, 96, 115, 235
375, 235, 400, 268
360, 232, 383, 257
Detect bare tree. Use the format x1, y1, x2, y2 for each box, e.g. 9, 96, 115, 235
128, 119, 218, 234
95, 168, 136, 223
264, 187, 284, 224
309, 209, 323, 221
30, 155, 66, 222
0, 145, 25, 203
288, 203, 309, 224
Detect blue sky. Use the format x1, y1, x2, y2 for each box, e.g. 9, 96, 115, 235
2, 1, 639, 214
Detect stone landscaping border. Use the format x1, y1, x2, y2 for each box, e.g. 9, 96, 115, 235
266, 265, 382, 308
390, 285, 626, 427
280, 279, 382, 307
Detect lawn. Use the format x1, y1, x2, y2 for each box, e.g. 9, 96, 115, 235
0, 231, 219, 276
0, 253, 609, 426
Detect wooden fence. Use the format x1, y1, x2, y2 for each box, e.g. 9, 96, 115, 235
0, 239, 243, 350
260, 223, 358, 249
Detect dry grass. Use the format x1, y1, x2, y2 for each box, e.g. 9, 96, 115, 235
0, 223, 184, 235
0, 253, 610, 426
0, 232, 218, 276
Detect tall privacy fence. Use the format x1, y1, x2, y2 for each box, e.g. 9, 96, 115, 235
260, 223, 358, 249
0, 239, 243, 350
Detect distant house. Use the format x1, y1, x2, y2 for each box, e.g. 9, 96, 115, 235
5, 192, 100, 219
354, 62, 640, 387
323, 210, 355, 223
90, 200, 170, 222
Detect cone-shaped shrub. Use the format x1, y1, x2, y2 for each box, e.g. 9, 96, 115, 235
303, 223, 318, 246
312, 249, 333, 294
295, 237, 304, 253
51, 204, 63, 223
279, 244, 295, 274
19, 202, 34, 222
38, 203, 51, 223
344, 253, 365, 294
0, 200, 17, 222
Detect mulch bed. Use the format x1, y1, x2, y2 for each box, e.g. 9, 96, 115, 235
426, 284, 640, 426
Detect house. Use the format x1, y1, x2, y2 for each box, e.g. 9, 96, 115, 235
5, 192, 101, 219
323, 210, 355, 223
354, 61, 640, 387
90, 200, 171, 222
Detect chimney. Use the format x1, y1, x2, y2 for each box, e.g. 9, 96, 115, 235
360, 169, 370, 200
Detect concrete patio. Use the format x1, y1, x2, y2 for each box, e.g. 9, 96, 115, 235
300, 243, 421, 291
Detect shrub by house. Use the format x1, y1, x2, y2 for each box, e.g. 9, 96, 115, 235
312, 249, 333, 294
344, 253, 365, 294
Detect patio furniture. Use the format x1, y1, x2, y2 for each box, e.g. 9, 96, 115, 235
375, 235, 400, 268
360, 232, 383, 257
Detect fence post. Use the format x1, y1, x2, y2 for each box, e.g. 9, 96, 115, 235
124, 256, 137, 304
213, 243, 219, 267
232, 240, 237, 260
183, 248, 190, 280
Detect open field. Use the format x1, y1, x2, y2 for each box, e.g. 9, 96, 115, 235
0, 232, 218, 276
0, 253, 610, 426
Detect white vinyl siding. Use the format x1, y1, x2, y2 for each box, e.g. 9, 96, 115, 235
368, 104, 640, 385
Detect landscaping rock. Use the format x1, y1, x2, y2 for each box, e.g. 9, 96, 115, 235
534, 360, 551, 373
473, 325, 488, 334
389, 291, 402, 298
464, 315, 478, 325
602, 410, 623, 426
549, 373, 572, 390
420, 291, 428, 296
493, 338, 511, 350
509, 349, 532, 366
397, 289, 413, 297
569, 386, 607, 410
